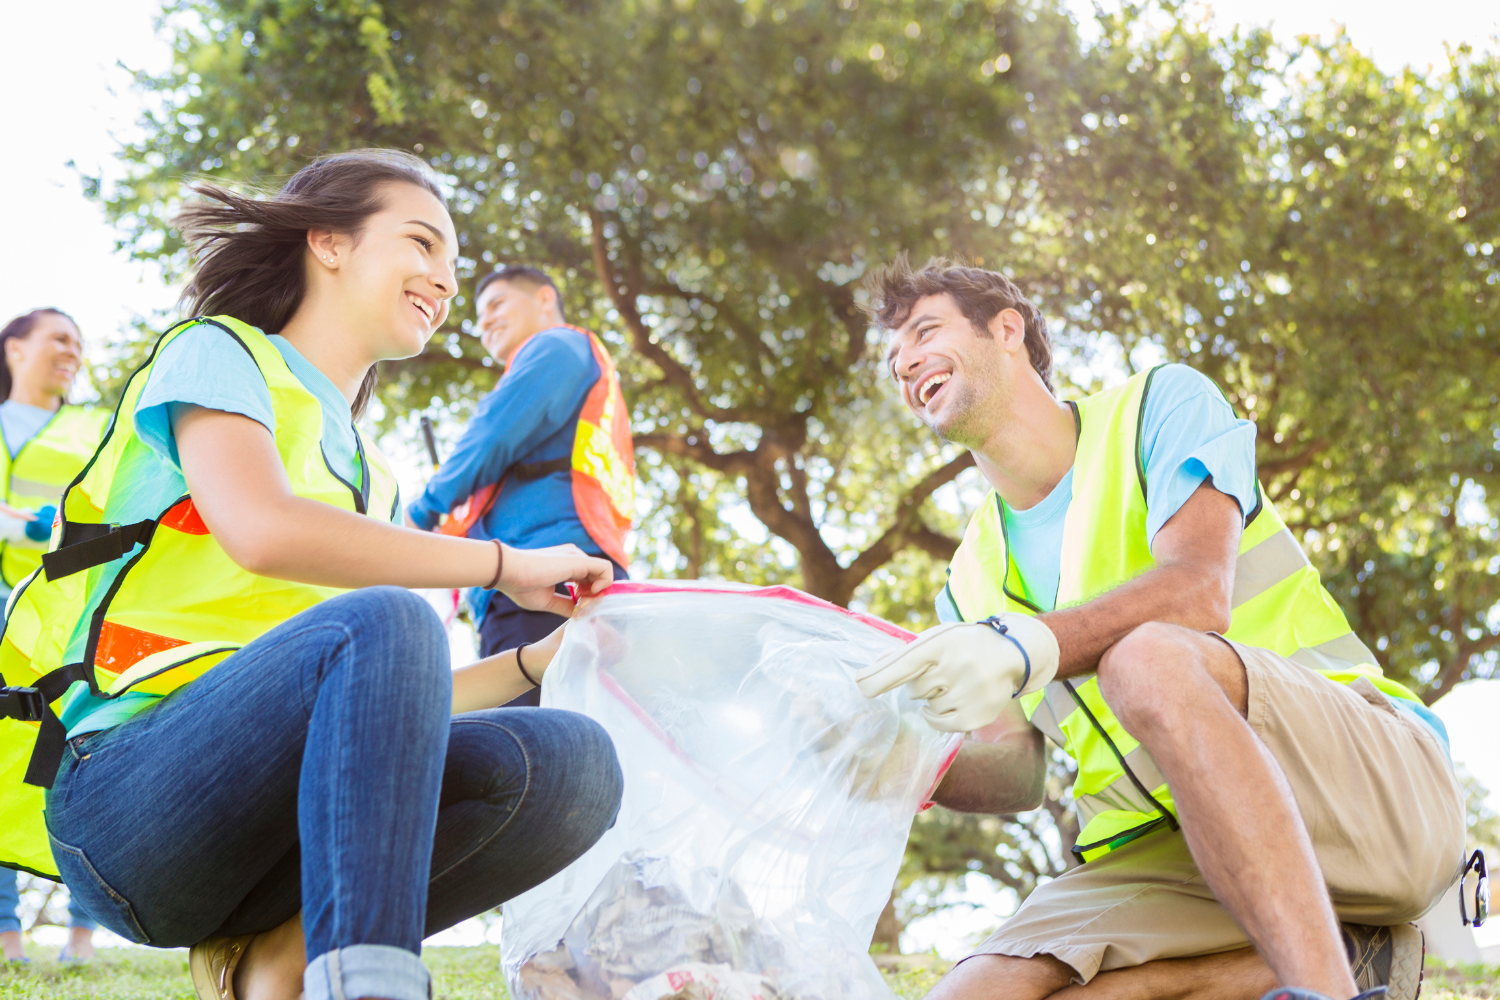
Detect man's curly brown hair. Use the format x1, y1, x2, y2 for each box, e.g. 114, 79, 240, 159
863, 253, 1053, 393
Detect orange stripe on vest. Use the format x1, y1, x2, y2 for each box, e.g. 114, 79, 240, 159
95, 621, 187, 672
159, 498, 210, 535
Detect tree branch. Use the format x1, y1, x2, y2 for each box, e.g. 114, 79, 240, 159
632, 432, 756, 475
588, 208, 743, 422
840, 452, 976, 590
1257, 438, 1331, 480
1424, 630, 1500, 705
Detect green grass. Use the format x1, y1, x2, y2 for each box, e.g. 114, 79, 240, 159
0, 946, 1495, 999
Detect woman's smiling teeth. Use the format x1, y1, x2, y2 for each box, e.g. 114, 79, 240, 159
917, 372, 951, 406
406, 292, 435, 322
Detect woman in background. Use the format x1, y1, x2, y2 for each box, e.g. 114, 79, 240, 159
0, 308, 107, 963
0, 309, 110, 592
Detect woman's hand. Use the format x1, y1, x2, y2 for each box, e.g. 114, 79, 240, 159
499, 543, 614, 617
0, 502, 37, 521
452, 623, 569, 714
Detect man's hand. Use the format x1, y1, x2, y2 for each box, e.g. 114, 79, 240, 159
856, 615, 1060, 732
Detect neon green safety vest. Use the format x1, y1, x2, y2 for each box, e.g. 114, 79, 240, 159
940, 366, 1423, 864
0, 407, 111, 588
0, 316, 400, 879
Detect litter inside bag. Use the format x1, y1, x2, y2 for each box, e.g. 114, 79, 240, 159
502, 582, 961, 1000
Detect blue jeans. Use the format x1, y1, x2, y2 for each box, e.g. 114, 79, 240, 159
44, 587, 621, 1000
0, 868, 98, 934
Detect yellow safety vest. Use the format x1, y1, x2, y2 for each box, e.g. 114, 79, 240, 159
941, 366, 1422, 864
0, 316, 400, 879
0, 407, 111, 587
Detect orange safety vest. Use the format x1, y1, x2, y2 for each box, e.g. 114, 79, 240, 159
440, 326, 635, 567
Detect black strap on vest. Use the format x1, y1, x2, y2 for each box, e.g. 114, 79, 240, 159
42, 519, 157, 581
0, 663, 92, 789
511, 456, 570, 481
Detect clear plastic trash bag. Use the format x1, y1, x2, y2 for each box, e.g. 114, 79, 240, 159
501, 581, 962, 1000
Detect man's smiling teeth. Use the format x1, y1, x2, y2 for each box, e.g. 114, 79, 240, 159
406, 293, 434, 321
917, 372, 951, 405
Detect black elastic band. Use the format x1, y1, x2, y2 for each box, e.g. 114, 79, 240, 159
512, 457, 570, 481
19, 663, 91, 788
43, 519, 157, 581
515, 643, 540, 688
978, 616, 1032, 695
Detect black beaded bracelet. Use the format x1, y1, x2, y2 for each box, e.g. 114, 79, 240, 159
515, 642, 540, 688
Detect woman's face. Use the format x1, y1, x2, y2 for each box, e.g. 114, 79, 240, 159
7, 313, 82, 401
326, 182, 459, 361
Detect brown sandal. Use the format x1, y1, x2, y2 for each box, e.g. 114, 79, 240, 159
189, 933, 255, 1000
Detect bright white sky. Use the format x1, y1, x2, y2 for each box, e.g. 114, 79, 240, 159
3, 0, 1497, 955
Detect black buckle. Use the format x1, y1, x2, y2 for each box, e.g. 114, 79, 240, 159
0, 685, 46, 722
1462, 848, 1488, 928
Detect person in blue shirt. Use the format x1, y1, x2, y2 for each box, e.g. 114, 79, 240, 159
408, 265, 630, 706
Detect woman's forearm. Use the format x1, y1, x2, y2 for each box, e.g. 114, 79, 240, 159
178, 405, 502, 588
232, 492, 501, 589
452, 649, 533, 714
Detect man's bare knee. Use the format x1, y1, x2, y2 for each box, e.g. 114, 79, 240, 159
1098, 623, 1248, 728
926, 953, 1075, 1000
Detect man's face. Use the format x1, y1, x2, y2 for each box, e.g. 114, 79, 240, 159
474, 279, 557, 362
885, 293, 1014, 448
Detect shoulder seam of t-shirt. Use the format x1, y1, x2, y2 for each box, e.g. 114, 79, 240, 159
1140, 365, 1241, 450
1135, 363, 1168, 504
192, 317, 265, 374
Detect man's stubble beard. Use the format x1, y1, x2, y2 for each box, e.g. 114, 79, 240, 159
926, 344, 1010, 452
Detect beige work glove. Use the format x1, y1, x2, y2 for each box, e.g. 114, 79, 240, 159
856, 615, 1060, 733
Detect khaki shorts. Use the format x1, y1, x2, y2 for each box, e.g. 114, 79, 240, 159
970, 638, 1467, 983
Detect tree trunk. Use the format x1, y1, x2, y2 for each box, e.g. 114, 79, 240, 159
871, 886, 903, 954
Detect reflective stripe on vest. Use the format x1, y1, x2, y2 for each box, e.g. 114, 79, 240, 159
0, 316, 399, 879
440, 326, 635, 566
943, 365, 1422, 864
0, 407, 110, 587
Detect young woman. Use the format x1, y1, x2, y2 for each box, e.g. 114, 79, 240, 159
0, 149, 623, 1000
0, 309, 110, 594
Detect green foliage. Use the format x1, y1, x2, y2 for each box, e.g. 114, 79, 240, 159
91, 0, 1500, 951
100, 0, 1500, 696
1460, 765, 1500, 852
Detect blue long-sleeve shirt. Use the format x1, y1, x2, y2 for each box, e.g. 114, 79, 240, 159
408, 327, 604, 622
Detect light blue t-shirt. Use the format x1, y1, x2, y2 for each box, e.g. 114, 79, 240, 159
133, 328, 361, 487
995, 364, 1260, 613
58, 323, 363, 739
0, 401, 56, 458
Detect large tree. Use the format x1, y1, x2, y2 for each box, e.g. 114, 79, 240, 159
97, 0, 1499, 950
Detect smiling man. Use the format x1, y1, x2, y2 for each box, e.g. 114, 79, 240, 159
407, 265, 635, 698
859, 255, 1465, 1000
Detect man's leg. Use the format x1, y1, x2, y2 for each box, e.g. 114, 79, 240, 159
1094, 623, 1355, 998
926, 953, 1074, 1000
930, 949, 1275, 1000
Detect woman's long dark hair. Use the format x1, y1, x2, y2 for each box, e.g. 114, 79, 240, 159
174, 149, 446, 418
0, 308, 75, 404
